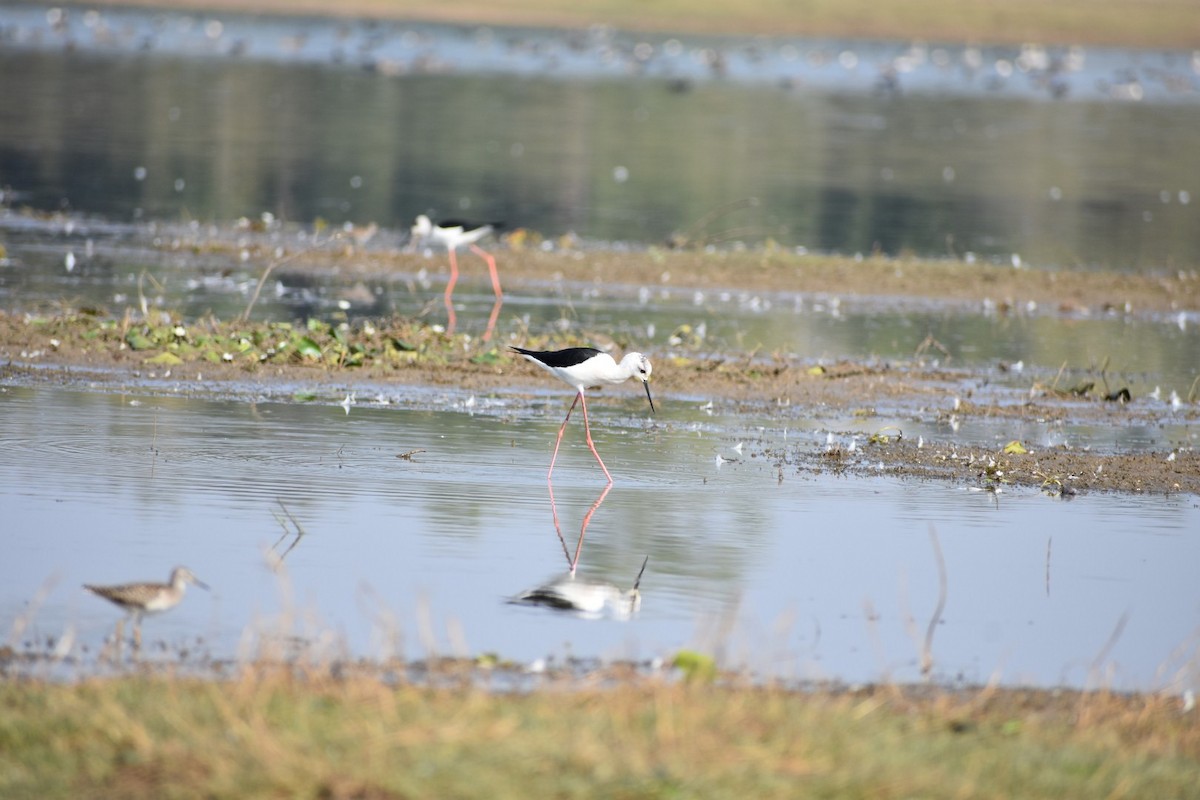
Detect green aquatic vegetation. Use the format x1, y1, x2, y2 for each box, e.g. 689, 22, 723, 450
21, 310, 484, 371
13, 309, 631, 380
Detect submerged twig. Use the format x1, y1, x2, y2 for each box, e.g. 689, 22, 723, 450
239, 235, 332, 323
1089, 610, 1131, 684
921, 524, 949, 680
913, 334, 951, 361
7, 573, 60, 648
1045, 536, 1053, 597
667, 196, 761, 249
268, 500, 307, 568
1050, 360, 1069, 394
136, 270, 166, 318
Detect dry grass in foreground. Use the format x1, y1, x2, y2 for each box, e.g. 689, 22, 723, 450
1, 670, 1198, 798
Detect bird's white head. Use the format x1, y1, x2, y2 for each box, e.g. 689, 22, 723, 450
621, 352, 655, 413
621, 352, 652, 380
411, 214, 432, 239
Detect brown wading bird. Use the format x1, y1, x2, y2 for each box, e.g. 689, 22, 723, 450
84, 566, 208, 648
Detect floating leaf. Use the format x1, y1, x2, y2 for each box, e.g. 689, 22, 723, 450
672, 650, 716, 683
295, 336, 322, 359
867, 425, 903, 445
390, 337, 416, 352
1002, 440, 1028, 455
125, 331, 154, 351
470, 349, 503, 365
144, 351, 182, 366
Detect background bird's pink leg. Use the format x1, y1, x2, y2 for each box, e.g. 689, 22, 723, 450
443, 247, 460, 334
547, 393, 580, 481
471, 244, 503, 341
482, 297, 502, 342
579, 392, 613, 484
470, 244, 503, 300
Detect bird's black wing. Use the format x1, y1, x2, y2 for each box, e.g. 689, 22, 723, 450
510, 346, 604, 368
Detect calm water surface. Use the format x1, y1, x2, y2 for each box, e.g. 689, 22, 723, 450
1, 6, 1198, 689
2, 384, 1197, 689
2, 4, 1199, 267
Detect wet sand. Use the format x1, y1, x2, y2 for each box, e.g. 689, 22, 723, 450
2, 232, 1197, 496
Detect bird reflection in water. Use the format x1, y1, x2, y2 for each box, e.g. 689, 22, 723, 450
509, 481, 648, 620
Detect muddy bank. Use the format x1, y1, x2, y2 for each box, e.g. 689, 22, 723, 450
146, 225, 1200, 317
2, 297, 1196, 495
3, 219, 1198, 497
3, 221, 1198, 499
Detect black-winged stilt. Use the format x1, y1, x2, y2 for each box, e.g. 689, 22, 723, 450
511, 346, 654, 483
84, 566, 208, 648
412, 214, 503, 340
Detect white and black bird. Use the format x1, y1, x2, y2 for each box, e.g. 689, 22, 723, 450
412, 214, 504, 338
511, 557, 648, 620
511, 346, 654, 483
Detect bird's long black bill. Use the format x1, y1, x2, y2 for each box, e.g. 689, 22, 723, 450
643, 380, 655, 414
633, 556, 650, 591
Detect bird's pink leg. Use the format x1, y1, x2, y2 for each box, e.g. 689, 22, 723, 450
579, 391, 613, 484
548, 480, 571, 567
443, 247, 460, 334
482, 297, 502, 342
571, 482, 612, 573
470, 244, 503, 300
470, 244, 503, 342
547, 393, 580, 481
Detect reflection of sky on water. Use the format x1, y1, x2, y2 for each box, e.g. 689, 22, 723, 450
1, 5, 1196, 689
2, 4, 1199, 266
2, 385, 1196, 690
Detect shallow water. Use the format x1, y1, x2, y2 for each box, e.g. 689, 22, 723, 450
2, 383, 1197, 689
1, 5, 1197, 690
